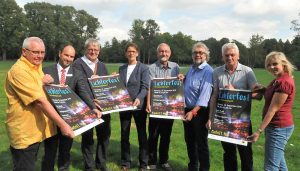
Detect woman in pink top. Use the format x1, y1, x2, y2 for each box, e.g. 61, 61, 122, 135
247, 51, 296, 171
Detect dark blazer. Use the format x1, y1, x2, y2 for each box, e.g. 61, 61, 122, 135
43, 64, 96, 109
73, 58, 109, 99
119, 61, 150, 109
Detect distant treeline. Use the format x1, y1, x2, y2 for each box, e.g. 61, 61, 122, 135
1, 0, 300, 68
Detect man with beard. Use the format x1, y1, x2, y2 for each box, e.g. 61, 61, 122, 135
146, 43, 183, 171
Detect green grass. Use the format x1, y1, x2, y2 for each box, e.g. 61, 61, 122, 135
0, 61, 299, 170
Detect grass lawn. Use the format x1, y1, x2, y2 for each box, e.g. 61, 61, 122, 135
0, 61, 299, 171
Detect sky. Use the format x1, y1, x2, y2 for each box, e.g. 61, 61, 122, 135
16, 0, 300, 46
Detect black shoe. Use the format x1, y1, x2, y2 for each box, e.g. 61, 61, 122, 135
160, 163, 172, 171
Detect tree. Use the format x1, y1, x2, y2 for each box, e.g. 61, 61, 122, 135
128, 19, 160, 64
170, 32, 195, 64
248, 34, 264, 67
291, 13, 300, 37
0, 0, 30, 60
24, 2, 101, 60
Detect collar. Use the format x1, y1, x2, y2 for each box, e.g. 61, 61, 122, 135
81, 55, 98, 66
20, 56, 41, 70
155, 60, 170, 69
194, 61, 208, 70
223, 62, 242, 72
57, 63, 70, 73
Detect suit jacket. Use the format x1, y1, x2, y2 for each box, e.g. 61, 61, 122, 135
119, 61, 150, 109
73, 58, 109, 99
43, 64, 96, 109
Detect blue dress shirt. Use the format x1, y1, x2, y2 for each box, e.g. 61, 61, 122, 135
184, 61, 213, 108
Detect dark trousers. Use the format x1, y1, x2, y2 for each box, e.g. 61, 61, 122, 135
10, 142, 40, 171
148, 117, 174, 165
222, 125, 253, 171
42, 129, 73, 171
183, 108, 210, 171
119, 110, 148, 168
81, 114, 111, 171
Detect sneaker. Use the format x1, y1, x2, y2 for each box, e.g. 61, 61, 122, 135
160, 163, 172, 171
146, 164, 157, 170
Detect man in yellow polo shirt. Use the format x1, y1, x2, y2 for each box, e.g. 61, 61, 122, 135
4, 37, 74, 170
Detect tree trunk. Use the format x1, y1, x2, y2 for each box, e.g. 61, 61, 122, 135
2, 49, 7, 61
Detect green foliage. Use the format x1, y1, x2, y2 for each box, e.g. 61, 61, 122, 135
0, 0, 29, 60
2, 1, 300, 68
0, 62, 299, 171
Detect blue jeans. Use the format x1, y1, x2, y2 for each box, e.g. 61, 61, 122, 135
264, 125, 294, 171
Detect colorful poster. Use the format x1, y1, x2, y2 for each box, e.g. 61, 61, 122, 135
44, 85, 103, 136
208, 89, 252, 146
88, 74, 136, 114
150, 77, 185, 119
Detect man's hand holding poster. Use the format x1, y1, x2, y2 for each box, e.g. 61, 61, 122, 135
208, 89, 252, 146
44, 85, 103, 136
88, 74, 136, 114
150, 77, 185, 119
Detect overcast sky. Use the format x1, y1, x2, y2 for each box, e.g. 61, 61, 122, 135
16, 0, 300, 46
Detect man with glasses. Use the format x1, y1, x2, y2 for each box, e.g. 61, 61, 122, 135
4, 37, 74, 170
146, 43, 183, 171
206, 42, 260, 171
73, 38, 111, 171
183, 42, 213, 171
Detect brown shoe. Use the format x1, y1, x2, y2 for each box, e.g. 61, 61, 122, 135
121, 166, 129, 171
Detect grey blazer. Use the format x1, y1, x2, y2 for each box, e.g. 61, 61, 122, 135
43, 64, 96, 109
119, 61, 150, 109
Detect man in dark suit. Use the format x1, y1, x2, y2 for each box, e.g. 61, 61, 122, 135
41, 44, 102, 171
73, 38, 111, 171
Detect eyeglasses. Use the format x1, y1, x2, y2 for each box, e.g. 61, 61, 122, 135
224, 53, 235, 57
193, 51, 206, 55
25, 48, 45, 55
87, 49, 100, 52
127, 50, 137, 54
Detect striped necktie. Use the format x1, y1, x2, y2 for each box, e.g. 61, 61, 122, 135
60, 69, 66, 85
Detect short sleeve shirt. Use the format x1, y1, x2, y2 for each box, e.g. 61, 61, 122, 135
148, 60, 180, 79
213, 63, 257, 90
263, 73, 295, 127
5, 56, 56, 149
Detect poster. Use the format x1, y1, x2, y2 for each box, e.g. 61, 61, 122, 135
88, 74, 136, 114
150, 77, 185, 119
44, 85, 103, 136
208, 89, 252, 146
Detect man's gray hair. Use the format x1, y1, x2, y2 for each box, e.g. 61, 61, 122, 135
84, 38, 100, 49
192, 42, 210, 61
221, 42, 239, 56
22, 37, 44, 49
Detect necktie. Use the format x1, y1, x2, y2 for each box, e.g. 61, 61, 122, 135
60, 69, 66, 85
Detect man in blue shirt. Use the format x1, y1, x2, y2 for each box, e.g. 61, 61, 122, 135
183, 42, 213, 171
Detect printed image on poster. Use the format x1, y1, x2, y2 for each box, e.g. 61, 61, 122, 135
88, 74, 136, 114
150, 77, 185, 119
44, 84, 103, 136
208, 89, 252, 146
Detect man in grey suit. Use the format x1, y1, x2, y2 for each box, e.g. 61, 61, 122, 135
73, 38, 111, 171
42, 44, 101, 171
